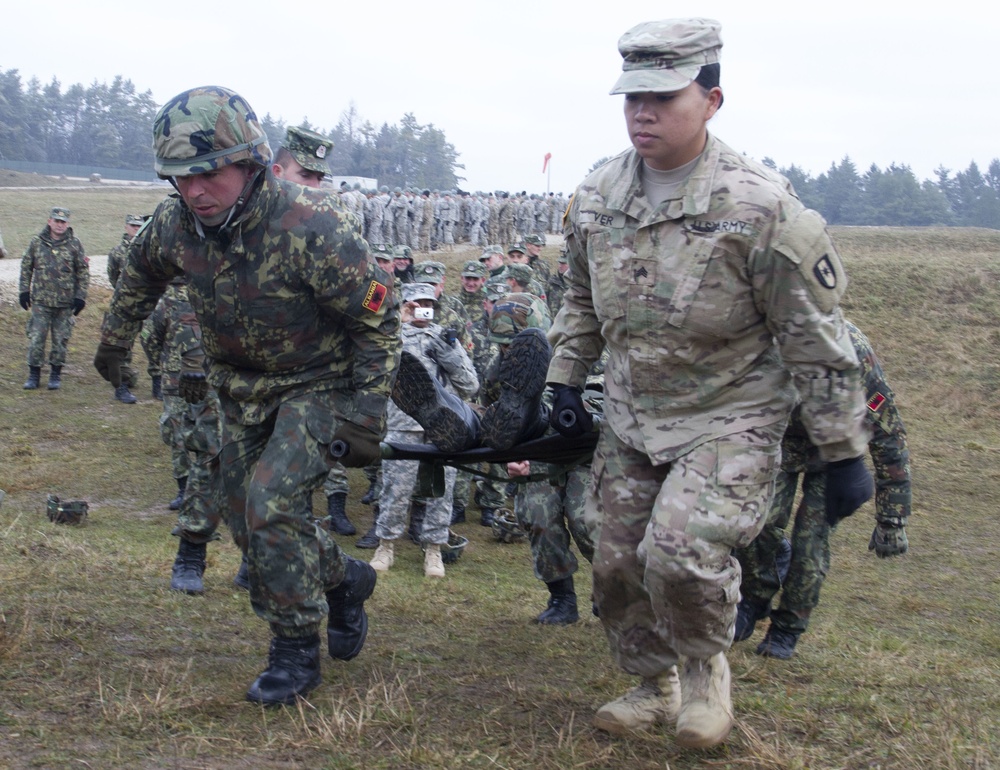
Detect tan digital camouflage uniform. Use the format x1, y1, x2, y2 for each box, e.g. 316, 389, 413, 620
547, 135, 869, 676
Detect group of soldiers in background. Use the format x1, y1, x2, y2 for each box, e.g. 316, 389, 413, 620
340, 184, 570, 252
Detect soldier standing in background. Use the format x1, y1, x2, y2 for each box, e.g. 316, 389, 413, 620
545, 19, 872, 748
271, 125, 358, 537
108, 213, 152, 402
19, 206, 89, 392
734, 320, 911, 658
94, 86, 396, 707
546, 247, 570, 318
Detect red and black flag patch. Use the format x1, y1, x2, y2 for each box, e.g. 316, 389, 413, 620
362, 281, 388, 312
866, 391, 886, 413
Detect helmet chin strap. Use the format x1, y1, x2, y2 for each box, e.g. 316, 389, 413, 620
171, 166, 265, 238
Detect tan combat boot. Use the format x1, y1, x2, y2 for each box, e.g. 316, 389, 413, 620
370, 540, 394, 572
592, 666, 681, 735
675, 652, 733, 748
423, 544, 445, 578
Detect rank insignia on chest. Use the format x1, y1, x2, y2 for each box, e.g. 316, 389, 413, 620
363, 281, 388, 312
866, 392, 886, 413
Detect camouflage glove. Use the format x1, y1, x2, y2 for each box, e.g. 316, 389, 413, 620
179, 371, 209, 404
72, 298, 86, 316
19, 292, 31, 310
825, 457, 874, 527
549, 385, 593, 438
869, 519, 908, 558
93, 343, 128, 388
330, 419, 382, 468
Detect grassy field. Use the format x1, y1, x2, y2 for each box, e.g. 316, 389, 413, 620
1, 185, 999, 769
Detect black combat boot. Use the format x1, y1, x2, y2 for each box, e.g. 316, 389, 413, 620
114, 383, 137, 404
326, 492, 356, 536
233, 553, 250, 591
47, 365, 62, 390
360, 479, 377, 505
755, 625, 800, 659
326, 556, 377, 661
480, 508, 496, 527
480, 328, 551, 450
450, 500, 466, 525
391, 351, 481, 452
734, 597, 771, 642
355, 505, 380, 548
24, 366, 41, 390
407, 501, 426, 543
170, 539, 207, 594
246, 634, 321, 706
168, 477, 187, 510
151, 375, 163, 400
535, 576, 580, 625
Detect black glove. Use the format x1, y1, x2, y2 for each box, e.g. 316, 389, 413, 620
442, 328, 459, 345
72, 298, 86, 316
330, 419, 382, 468
19, 292, 31, 310
548, 385, 593, 438
825, 457, 874, 527
179, 371, 209, 404
869, 520, 908, 558
93, 343, 128, 388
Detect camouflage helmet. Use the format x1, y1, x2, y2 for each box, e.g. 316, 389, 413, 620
401, 282, 437, 303
437, 529, 469, 564
489, 292, 552, 343
152, 86, 272, 178
491, 508, 526, 543
46, 494, 88, 525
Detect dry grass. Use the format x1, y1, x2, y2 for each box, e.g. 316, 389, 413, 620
1, 188, 999, 769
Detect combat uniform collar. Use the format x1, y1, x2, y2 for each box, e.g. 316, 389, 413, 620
603, 134, 722, 224
39, 225, 72, 245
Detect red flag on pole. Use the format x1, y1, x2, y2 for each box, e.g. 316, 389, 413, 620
542, 152, 552, 173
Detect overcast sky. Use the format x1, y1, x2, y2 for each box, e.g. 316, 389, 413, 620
3, 0, 997, 194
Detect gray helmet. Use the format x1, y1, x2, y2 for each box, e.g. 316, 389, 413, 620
152, 86, 271, 178
491, 508, 526, 543
439, 529, 469, 564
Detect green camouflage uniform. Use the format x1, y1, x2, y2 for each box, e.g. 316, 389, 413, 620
736, 321, 911, 634
546, 135, 868, 675
19, 224, 89, 368
102, 173, 400, 638
108, 231, 152, 386
142, 281, 225, 544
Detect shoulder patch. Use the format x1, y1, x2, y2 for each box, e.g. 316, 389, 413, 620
866, 391, 886, 413
362, 281, 388, 313
772, 208, 845, 313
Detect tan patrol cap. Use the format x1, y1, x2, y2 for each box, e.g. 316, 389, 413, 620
283, 126, 332, 175
610, 18, 722, 95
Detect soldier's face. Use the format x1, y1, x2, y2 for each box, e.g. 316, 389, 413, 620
462, 275, 486, 292
482, 254, 503, 270
48, 218, 69, 236
624, 84, 722, 171
507, 252, 529, 265
272, 158, 324, 189
174, 165, 255, 225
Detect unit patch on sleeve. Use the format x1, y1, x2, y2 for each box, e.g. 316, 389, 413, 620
362, 281, 388, 312
866, 391, 886, 413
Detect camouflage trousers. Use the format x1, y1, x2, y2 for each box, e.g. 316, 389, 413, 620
321, 462, 350, 497
514, 463, 595, 584
590, 424, 780, 677
474, 463, 510, 511
25, 304, 75, 367
167, 392, 225, 544
375, 428, 453, 546
735, 470, 830, 635
160, 395, 193, 479
219, 391, 348, 638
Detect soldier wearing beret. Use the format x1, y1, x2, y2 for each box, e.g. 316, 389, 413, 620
19, 206, 89, 392
544, 19, 873, 748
